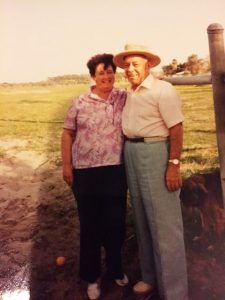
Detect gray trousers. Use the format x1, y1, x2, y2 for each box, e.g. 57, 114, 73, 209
124, 140, 188, 300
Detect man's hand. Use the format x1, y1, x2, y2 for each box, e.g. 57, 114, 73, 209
63, 165, 73, 187
167, 122, 183, 192
165, 164, 182, 192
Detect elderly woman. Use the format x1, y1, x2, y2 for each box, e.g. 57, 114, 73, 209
61, 54, 128, 300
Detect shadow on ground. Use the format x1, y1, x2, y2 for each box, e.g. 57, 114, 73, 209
0, 141, 225, 299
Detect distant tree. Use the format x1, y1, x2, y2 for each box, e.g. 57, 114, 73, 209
162, 59, 186, 76
186, 54, 200, 75
198, 57, 211, 74
162, 54, 211, 76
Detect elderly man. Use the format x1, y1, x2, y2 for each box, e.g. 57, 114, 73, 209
113, 45, 188, 300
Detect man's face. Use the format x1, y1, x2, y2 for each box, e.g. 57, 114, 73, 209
123, 55, 151, 89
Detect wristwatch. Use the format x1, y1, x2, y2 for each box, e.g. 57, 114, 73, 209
168, 159, 180, 165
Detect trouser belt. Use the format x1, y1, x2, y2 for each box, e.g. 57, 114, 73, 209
125, 136, 168, 143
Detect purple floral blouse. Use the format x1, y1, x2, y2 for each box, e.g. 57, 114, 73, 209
63, 88, 127, 169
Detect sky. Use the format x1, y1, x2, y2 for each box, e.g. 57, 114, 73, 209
1, 0, 225, 83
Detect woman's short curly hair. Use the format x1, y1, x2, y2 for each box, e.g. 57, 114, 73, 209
87, 53, 117, 77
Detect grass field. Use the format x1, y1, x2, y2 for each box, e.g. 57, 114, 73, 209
0, 82, 218, 177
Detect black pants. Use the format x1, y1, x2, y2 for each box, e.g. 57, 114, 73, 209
72, 164, 127, 283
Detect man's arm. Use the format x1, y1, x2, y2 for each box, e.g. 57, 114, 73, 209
165, 122, 183, 192
61, 128, 75, 187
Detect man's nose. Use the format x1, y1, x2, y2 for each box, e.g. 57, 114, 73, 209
127, 64, 134, 72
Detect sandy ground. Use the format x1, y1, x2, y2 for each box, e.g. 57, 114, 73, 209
0, 139, 225, 300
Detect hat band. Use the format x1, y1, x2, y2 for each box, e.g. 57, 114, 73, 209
123, 53, 148, 62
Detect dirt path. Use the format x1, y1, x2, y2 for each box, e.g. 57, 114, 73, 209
0, 139, 225, 300
0, 139, 141, 300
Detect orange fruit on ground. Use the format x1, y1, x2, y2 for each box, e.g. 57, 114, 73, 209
56, 256, 66, 266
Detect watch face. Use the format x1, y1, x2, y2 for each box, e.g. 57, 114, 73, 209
169, 159, 179, 165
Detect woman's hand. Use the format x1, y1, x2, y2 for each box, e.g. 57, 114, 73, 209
63, 165, 73, 187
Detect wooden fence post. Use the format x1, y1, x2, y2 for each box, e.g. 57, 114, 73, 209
207, 23, 225, 207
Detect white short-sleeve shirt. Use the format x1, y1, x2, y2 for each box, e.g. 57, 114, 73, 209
122, 74, 184, 138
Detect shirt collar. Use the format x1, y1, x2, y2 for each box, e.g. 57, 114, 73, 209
88, 86, 116, 104
132, 73, 154, 93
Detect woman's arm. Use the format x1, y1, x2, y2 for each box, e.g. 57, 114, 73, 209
61, 128, 75, 186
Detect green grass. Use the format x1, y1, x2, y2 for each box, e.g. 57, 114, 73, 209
0, 83, 219, 176
0, 84, 88, 163
176, 85, 218, 176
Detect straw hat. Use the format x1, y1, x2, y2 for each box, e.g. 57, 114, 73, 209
113, 44, 161, 69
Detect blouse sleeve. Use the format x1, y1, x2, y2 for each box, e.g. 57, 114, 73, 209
63, 98, 77, 130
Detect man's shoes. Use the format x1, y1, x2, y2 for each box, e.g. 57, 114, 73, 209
132, 281, 155, 295
87, 282, 101, 300
115, 274, 129, 287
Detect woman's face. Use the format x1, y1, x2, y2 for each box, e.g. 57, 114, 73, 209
92, 63, 115, 92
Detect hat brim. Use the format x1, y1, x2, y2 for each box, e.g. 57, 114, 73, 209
113, 50, 161, 69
